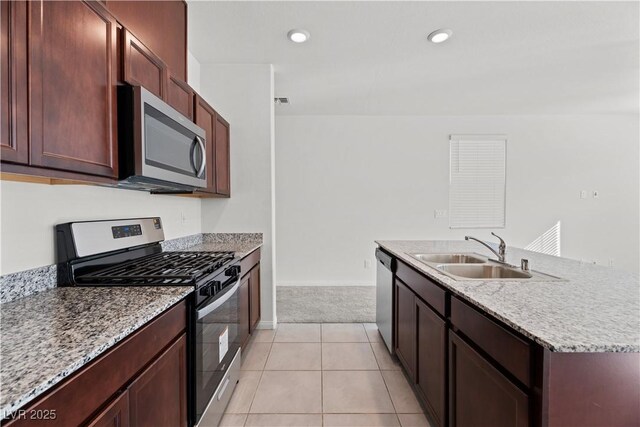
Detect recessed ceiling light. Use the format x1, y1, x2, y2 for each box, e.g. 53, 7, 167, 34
428, 29, 452, 44
287, 29, 310, 43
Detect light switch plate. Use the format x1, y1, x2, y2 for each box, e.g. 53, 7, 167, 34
434, 209, 448, 218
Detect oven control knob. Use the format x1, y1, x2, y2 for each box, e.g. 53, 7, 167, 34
225, 265, 241, 277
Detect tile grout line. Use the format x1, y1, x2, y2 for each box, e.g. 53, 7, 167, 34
244, 335, 273, 423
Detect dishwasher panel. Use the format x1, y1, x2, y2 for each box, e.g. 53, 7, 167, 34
376, 248, 395, 353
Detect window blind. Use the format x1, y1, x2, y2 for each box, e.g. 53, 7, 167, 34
525, 221, 561, 256
449, 135, 506, 229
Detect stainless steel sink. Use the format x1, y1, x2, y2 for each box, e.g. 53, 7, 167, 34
437, 264, 532, 279
406, 252, 564, 281
411, 253, 486, 264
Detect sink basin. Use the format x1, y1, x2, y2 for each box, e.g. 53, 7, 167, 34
405, 251, 564, 281
437, 264, 532, 279
411, 253, 486, 264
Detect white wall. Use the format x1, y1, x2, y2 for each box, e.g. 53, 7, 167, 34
275, 114, 640, 285
199, 64, 277, 327
0, 181, 201, 275
187, 50, 201, 93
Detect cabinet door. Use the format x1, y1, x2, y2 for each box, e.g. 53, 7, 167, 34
167, 73, 193, 119
104, 0, 186, 81
86, 391, 130, 427
122, 29, 166, 99
128, 334, 188, 427
214, 114, 231, 196
193, 94, 216, 193
394, 279, 416, 379
28, 0, 118, 177
416, 298, 446, 427
249, 264, 261, 332
1, 0, 28, 164
449, 331, 529, 427
239, 273, 250, 347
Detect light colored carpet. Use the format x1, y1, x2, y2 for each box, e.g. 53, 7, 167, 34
277, 286, 376, 323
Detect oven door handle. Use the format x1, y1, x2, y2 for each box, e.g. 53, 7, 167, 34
197, 277, 240, 320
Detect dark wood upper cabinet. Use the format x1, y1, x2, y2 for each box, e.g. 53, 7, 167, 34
104, 1, 186, 81
449, 331, 529, 427
194, 94, 217, 193
214, 113, 231, 196
122, 29, 167, 99
416, 298, 446, 427
128, 334, 188, 427
394, 279, 416, 379
86, 391, 130, 427
1, 0, 28, 165
167, 73, 194, 120
249, 264, 261, 332
27, 0, 118, 178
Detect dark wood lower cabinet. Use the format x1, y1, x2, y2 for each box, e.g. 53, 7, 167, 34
449, 331, 529, 427
87, 391, 130, 427
249, 264, 261, 332
415, 298, 446, 427
239, 273, 251, 347
128, 334, 187, 427
394, 279, 416, 379
4, 301, 187, 427
238, 249, 261, 347
390, 256, 639, 427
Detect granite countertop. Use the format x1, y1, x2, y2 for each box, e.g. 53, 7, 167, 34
0, 286, 192, 417
0, 233, 263, 416
377, 240, 640, 353
184, 240, 262, 258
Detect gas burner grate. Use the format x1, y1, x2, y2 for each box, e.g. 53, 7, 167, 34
75, 251, 235, 286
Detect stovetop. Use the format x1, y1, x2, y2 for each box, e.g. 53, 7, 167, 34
74, 251, 235, 286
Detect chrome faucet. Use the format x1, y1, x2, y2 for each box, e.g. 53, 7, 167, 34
465, 232, 507, 263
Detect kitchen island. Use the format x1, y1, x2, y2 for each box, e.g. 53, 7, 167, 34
376, 240, 640, 427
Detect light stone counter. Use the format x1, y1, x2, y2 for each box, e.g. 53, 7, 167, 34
376, 240, 640, 353
0, 287, 192, 417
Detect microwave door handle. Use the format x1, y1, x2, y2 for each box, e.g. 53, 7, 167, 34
195, 136, 207, 178
190, 139, 198, 173
197, 278, 240, 320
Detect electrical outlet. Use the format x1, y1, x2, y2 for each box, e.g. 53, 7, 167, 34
580, 190, 588, 199
364, 260, 372, 269
434, 209, 448, 218
608, 259, 614, 267
181, 212, 187, 225
593, 190, 599, 199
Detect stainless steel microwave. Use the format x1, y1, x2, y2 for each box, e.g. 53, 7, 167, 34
117, 85, 207, 193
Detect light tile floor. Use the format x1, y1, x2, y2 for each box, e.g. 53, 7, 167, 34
205, 323, 432, 427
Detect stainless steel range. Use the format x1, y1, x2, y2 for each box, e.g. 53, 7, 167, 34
55, 217, 242, 427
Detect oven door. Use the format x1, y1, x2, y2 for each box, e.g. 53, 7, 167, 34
194, 277, 242, 425
137, 86, 208, 189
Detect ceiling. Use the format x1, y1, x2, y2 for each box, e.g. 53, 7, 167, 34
188, 1, 639, 116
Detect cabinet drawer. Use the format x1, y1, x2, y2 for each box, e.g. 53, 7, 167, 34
396, 260, 446, 316
451, 297, 530, 387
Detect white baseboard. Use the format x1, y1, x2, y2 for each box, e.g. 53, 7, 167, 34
256, 319, 277, 329
277, 281, 375, 287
